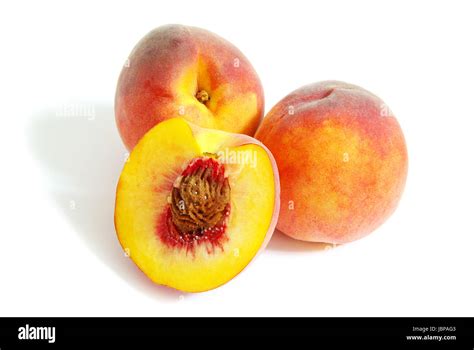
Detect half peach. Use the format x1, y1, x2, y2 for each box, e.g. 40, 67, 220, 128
114, 118, 280, 292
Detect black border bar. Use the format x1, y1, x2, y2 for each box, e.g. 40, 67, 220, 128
1, 317, 473, 348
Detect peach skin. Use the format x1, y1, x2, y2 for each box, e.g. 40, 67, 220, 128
256, 81, 408, 244
115, 24, 264, 150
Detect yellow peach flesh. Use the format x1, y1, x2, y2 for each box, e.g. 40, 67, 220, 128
115, 118, 278, 292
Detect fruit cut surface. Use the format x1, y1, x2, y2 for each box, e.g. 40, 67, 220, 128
115, 118, 279, 292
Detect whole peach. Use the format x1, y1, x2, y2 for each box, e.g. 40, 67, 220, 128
115, 24, 264, 150
256, 81, 408, 244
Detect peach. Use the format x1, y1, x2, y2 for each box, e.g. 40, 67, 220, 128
114, 118, 279, 292
256, 81, 408, 244
115, 24, 264, 150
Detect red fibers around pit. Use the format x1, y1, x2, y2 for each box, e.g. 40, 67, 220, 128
156, 157, 231, 255
181, 157, 226, 182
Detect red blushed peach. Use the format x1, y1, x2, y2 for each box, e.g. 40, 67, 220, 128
115, 24, 264, 150
256, 81, 408, 244
115, 118, 279, 292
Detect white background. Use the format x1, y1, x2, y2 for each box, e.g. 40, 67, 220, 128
1, 0, 473, 316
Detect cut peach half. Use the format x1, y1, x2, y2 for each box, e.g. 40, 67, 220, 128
114, 118, 280, 292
